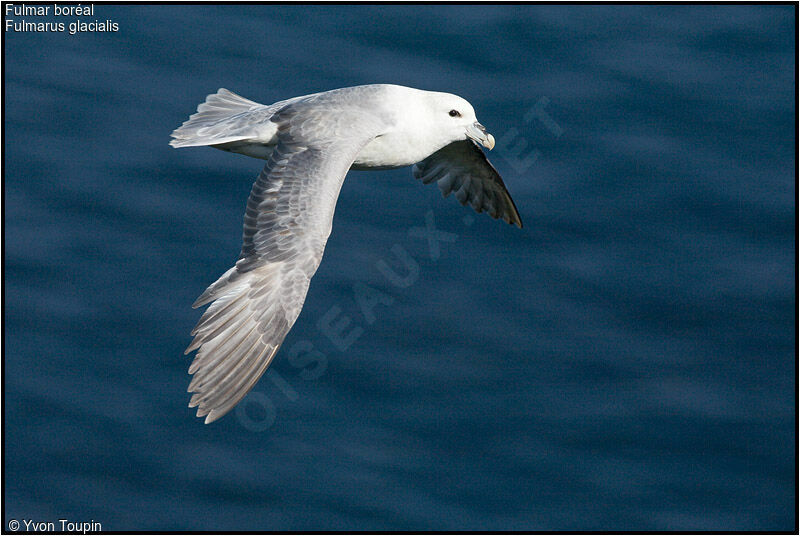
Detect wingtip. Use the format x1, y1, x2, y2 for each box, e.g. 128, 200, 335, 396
204, 410, 225, 424
498, 210, 523, 229
506, 199, 523, 229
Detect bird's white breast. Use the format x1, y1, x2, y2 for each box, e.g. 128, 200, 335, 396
352, 126, 451, 171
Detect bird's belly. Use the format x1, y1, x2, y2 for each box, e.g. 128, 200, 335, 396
352, 134, 430, 171
211, 134, 437, 171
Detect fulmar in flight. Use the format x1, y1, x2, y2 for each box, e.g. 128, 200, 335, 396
171, 84, 522, 423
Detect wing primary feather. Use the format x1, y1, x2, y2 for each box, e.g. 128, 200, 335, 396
204, 345, 280, 424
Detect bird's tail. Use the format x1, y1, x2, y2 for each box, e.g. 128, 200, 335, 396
169, 88, 264, 148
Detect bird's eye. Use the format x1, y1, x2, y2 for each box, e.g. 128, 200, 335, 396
449, 109, 461, 118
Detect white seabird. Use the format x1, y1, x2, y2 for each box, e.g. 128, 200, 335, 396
171, 84, 522, 423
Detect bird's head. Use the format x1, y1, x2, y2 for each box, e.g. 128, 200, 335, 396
424, 92, 495, 151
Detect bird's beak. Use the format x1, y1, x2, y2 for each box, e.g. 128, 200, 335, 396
466, 122, 495, 150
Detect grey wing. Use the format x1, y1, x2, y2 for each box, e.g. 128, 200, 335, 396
413, 140, 523, 228
185, 105, 387, 423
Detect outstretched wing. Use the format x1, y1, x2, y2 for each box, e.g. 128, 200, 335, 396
186, 100, 387, 423
412, 140, 522, 228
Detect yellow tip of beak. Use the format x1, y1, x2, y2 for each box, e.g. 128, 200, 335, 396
486, 133, 495, 150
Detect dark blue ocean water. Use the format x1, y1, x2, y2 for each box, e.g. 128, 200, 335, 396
4, 5, 796, 531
